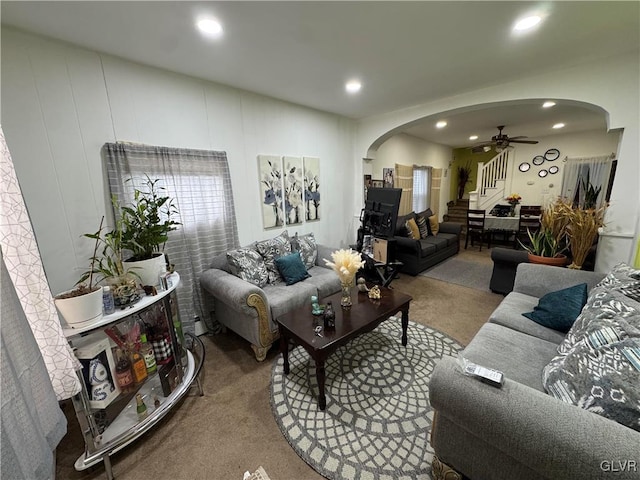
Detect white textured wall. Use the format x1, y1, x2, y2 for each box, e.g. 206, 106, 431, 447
373, 134, 452, 220
1, 28, 355, 294
356, 53, 640, 272
503, 129, 620, 206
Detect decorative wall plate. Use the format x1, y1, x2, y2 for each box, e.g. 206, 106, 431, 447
548, 165, 559, 174
538, 169, 548, 177
545, 148, 560, 161
532, 155, 545, 166
519, 162, 531, 172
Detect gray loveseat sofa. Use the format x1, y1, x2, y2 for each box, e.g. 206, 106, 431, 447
429, 263, 640, 480
201, 241, 340, 361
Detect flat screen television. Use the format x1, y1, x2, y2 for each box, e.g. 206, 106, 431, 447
361, 187, 402, 238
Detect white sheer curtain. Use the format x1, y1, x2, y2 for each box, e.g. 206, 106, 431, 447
560, 155, 613, 208
0, 127, 80, 400
1, 127, 72, 478
412, 166, 431, 213
104, 142, 240, 335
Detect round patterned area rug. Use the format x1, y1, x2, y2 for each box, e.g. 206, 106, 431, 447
270, 318, 462, 480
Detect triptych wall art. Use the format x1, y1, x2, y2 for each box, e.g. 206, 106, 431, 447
258, 155, 320, 230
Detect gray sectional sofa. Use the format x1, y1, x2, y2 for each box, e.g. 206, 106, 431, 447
429, 263, 640, 480
200, 241, 340, 361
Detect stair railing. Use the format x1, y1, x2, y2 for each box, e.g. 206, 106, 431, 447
479, 150, 510, 196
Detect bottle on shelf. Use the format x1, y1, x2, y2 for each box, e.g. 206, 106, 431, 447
130, 348, 148, 384
135, 394, 148, 421
114, 348, 134, 393
102, 286, 115, 315
139, 333, 157, 374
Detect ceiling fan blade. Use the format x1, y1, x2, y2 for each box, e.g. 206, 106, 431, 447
508, 136, 529, 140
509, 139, 539, 144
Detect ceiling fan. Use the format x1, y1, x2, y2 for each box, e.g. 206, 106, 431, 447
471, 125, 539, 153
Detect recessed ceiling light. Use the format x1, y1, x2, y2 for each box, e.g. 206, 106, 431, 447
552, 123, 565, 129
469, 135, 478, 141
436, 121, 447, 129
197, 18, 223, 37
542, 101, 556, 108
513, 15, 542, 32
345, 80, 362, 94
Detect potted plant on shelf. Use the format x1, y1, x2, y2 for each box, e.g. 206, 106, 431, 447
81, 213, 140, 308
118, 176, 180, 286
54, 219, 106, 328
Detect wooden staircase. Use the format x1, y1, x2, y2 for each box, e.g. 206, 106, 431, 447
443, 199, 469, 230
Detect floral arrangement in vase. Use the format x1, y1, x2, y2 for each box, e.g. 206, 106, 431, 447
505, 193, 522, 216
324, 249, 366, 308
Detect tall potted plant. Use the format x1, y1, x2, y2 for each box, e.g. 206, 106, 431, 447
457, 161, 472, 200
118, 176, 180, 286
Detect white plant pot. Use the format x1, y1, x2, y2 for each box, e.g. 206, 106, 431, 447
124, 254, 166, 287
55, 286, 104, 328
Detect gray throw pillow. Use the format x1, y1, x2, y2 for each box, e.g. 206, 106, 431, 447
226, 248, 268, 287
256, 230, 292, 284
291, 232, 317, 269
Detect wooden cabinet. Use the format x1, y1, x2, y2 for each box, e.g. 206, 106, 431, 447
63, 273, 204, 480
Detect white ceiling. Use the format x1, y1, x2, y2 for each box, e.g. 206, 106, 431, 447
2, 1, 638, 148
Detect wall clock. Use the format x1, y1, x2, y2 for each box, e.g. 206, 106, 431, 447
538, 169, 548, 178
545, 148, 560, 161
532, 155, 545, 166
548, 165, 559, 174
518, 162, 531, 172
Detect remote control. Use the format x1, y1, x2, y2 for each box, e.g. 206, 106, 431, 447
465, 364, 504, 388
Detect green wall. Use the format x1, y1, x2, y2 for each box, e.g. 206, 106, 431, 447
450, 147, 496, 201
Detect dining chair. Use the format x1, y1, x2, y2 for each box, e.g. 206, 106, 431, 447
465, 209, 488, 251
515, 207, 542, 249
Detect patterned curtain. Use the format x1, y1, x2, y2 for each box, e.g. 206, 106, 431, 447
103, 143, 239, 334
0, 127, 81, 400
395, 163, 414, 215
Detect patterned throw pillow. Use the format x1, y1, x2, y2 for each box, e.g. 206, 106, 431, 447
226, 248, 268, 287
543, 263, 640, 432
290, 232, 317, 269
405, 218, 420, 239
416, 215, 430, 239
256, 231, 292, 284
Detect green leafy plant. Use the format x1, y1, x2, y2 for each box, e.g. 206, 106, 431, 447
457, 161, 472, 200
520, 228, 567, 258
580, 171, 602, 210
119, 176, 180, 262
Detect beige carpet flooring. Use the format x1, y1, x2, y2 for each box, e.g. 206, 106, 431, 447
55, 248, 503, 480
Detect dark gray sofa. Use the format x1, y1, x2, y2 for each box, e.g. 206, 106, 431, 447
393, 209, 462, 275
429, 263, 640, 480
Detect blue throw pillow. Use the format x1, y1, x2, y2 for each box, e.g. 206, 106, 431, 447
523, 283, 588, 333
275, 252, 310, 285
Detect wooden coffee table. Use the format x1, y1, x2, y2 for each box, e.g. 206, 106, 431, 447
277, 286, 412, 410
